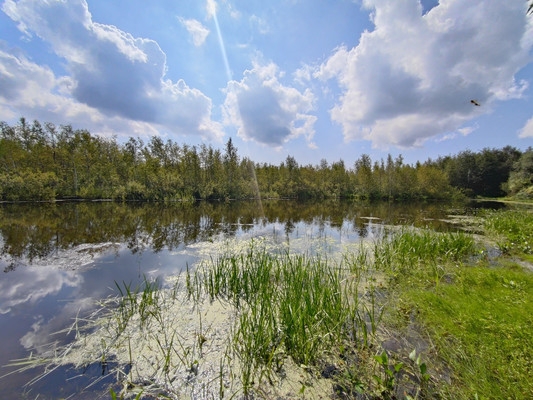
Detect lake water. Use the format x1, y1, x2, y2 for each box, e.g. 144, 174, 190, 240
0, 200, 499, 398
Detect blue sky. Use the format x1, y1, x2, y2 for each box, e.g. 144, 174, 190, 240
1, 0, 533, 167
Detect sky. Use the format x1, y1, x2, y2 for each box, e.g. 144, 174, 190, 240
1, 0, 533, 167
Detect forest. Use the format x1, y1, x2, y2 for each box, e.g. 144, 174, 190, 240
0, 117, 532, 202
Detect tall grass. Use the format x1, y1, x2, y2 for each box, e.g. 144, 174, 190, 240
188, 244, 372, 396
113, 276, 161, 335
105, 228, 481, 398
481, 208, 533, 254
14, 225, 503, 399
375, 227, 476, 286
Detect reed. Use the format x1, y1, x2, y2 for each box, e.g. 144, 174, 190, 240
482, 208, 533, 254
189, 244, 375, 396
278, 254, 347, 365
112, 276, 162, 335
372, 215, 533, 399
11, 223, 494, 399
373, 228, 476, 286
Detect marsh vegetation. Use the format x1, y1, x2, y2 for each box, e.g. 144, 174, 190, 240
5, 205, 532, 399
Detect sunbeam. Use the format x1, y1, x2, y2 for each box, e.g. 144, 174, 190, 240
207, 0, 232, 82
207, 0, 264, 218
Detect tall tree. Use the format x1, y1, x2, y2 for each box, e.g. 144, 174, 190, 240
223, 138, 239, 198
507, 147, 533, 197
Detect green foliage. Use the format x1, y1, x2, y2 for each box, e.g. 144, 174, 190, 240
409, 349, 430, 385
482, 208, 533, 254
435, 146, 521, 198
0, 170, 57, 201
507, 147, 533, 198
1, 118, 528, 202
113, 277, 161, 334
0, 118, 465, 203
373, 351, 404, 399
375, 228, 476, 284
380, 210, 533, 399
189, 232, 475, 398
13, 207, 533, 399
192, 245, 366, 396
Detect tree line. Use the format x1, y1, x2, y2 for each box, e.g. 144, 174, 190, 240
0, 118, 531, 202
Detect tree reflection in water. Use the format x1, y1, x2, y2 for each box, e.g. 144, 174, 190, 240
0, 199, 475, 398
0, 199, 458, 271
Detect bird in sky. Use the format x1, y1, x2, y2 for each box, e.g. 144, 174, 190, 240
470, 99, 481, 106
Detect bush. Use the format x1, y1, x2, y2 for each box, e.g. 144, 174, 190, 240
0, 170, 57, 201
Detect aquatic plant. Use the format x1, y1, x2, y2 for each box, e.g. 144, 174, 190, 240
14, 219, 531, 399
373, 350, 404, 399
481, 208, 533, 255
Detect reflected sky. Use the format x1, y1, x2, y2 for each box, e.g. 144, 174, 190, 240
0, 245, 198, 399
0, 200, 473, 398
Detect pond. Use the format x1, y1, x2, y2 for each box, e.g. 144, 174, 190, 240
0, 199, 500, 398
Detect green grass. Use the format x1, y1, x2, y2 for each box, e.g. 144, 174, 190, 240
187, 228, 484, 398
381, 210, 533, 399
113, 276, 161, 334
401, 264, 533, 399
481, 208, 533, 255
192, 246, 366, 396
11, 208, 533, 399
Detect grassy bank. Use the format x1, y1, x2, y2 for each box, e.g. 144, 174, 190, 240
377, 211, 533, 399
9, 208, 533, 399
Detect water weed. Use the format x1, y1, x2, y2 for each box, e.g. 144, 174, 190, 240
113, 276, 161, 334
12, 210, 533, 399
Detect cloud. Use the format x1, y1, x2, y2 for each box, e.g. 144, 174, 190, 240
316, 0, 533, 148
0, 46, 178, 140
457, 125, 477, 136
0, 266, 82, 314
250, 15, 270, 34
1, 0, 222, 140
0, 46, 98, 122
206, 0, 240, 20
19, 296, 95, 354
179, 17, 210, 46
436, 124, 478, 142
293, 64, 315, 85
223, 62, 316, 147
519, 116, 533, 138
206, 0, 218, 19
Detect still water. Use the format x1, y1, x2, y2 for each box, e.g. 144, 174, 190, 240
0, 200, 494, 398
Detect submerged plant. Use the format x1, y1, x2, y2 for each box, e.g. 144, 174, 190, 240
113, 276, 161, 335
10, 222, 501, 399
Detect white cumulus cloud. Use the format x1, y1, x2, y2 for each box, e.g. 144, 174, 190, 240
0, 266, 82, 315
223, 62, 317, 147
1, 0, 222, 140
179, 17, 210, 47
316, 0, 533, 148
519, 116, 533, 138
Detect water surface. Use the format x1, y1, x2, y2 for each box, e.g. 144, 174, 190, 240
0, 199, 486, 398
